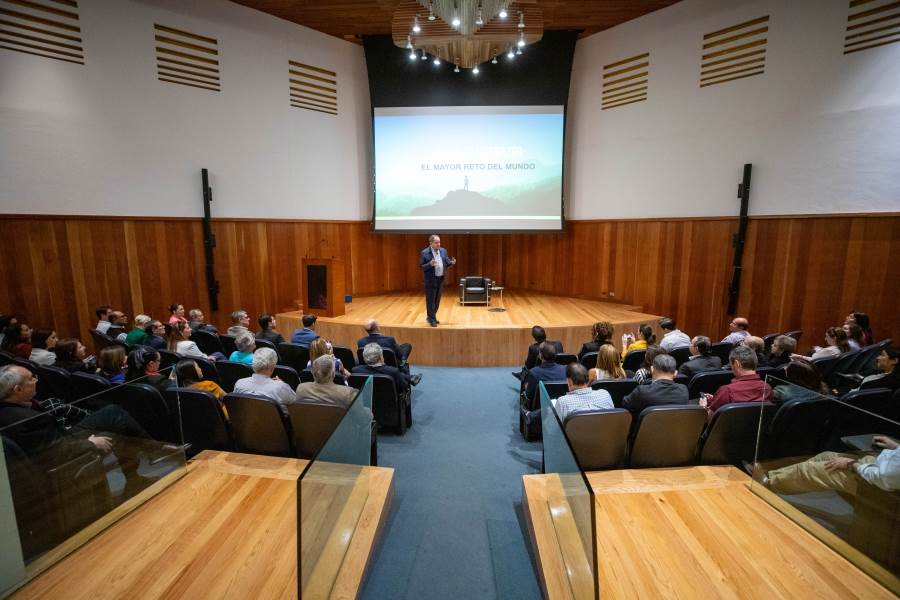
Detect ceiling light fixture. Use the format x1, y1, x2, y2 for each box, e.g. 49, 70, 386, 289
499, 4, 508, 19
406, 35, 413, 49
452, 2, 460, 29
518, 12, 525, 29
516, 46, 522, 55
420, 48, 428, 60
409, 48, 417, 59
473, 65, 480, 74
507, 45, 515, 59
413, 16, 421, 33
454, 64, 460, 73
491, 55, 498, 64
475, 3, 484, 26
517, 32, 525, 47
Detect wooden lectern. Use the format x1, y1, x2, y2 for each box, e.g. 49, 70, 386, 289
301, 258, 345, 317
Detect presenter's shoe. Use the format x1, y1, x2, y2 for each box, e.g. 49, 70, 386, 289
429, 320, 438, 327
434, 319, 440, 324
410, 374, 422, 386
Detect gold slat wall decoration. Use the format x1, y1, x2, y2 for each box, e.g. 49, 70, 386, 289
699, 15, 769, 88
0, 0, 83, 64
289, 59, 337, 115
601, 52, 649, 110
154, 23, 220, 92
844, 0, 900, 54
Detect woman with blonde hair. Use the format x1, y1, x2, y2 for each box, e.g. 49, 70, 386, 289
307, 338, 351, 382
589, 344, 626, 382
166, 321, 223, 361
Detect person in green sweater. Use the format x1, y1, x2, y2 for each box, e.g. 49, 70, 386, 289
125, 314, 151, 346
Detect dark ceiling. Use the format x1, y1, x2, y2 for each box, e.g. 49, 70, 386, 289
230, 1, 682, 43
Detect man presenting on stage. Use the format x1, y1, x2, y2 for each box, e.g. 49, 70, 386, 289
420, 234, 456, 327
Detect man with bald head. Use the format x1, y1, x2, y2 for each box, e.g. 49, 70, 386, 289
721, 317, 751, 345
356, 319, 412, 365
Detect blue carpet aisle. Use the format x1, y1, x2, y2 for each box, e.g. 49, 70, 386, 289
360, 366, 543, 600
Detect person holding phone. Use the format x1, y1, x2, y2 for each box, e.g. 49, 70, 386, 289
419, 234, 456, 327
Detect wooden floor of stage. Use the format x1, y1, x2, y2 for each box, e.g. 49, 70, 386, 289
277, 291, 663, 367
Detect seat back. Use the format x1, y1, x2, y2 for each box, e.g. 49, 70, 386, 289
89, 329, 115, 353
761, 333, 779, 354
157, 348, 181, 370
11, 357, 37, 374
274, 365, 300, 391
254, 338, 278, 355
214, 360, 253, 393
110, 382, 177, 443
542, 381, 569, 400
846, 339, 892, 376
299, 369, 314, 383
36, 365, 73, 402
811, 355, 841, 380
688, 370, 734, 399
278, 342, 310, 373
349, 373, 407, 433
784, 330, 803, 344
621, 350, 645, 373
766, 397, 836, 459
191, 356, 221, 385
190, 329, 224, 355
333, 346, 356, 369
840, 388, 897, 424
71, 371, 112, 402
287, 402, 346, 459
591, 379, 639, 408
669, 346, 692, 367
224, 393, 293, 456
218, 334, 238, 357
579, 351, 598, 370
629, 405, 708, 468
564, 409, 632, 470
45, 449, 112, 539
699, 402, 777, 466
709, 342, 734, 366
358, 347, 398, 368
823, 350, 861, 387
164, 388, 233, 457
555, 353, 578, 366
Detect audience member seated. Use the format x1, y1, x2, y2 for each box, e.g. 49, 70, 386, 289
29, 328, 58, 366
54, 338, 93, 373
721, 317, 751, 345
233, 348, 297, 415
167, 321, 222, 361
845, 311, 874, 346
589, 344, 626, 383
577, 321, 614, 360
308, 338, 351, 383
125, 347, 173, 392
106, 311, 129, 342
623, 354, 687, 414
764, 435, 899, 495
95, 304, 112, 334
554, 363, 614, 422
703, 346, 773, 413
125, 314, 151, 346
633, 346, 667, 385
678, 335, 722, 378
801, 326, 850, 361
0, 365, 153, 495
357, 319, 412, 363
741, 335, 766, 365
658, 317, 690, 352
773, 361, 829, 403
621, 323, 655, 358
290, 314, 319, 347
512, 325, 563, 381
175, 359, 227, 417
188, 308, 218, 335
852, 347, 900, 392
97, 346, 127, 384
296, 355, 359, 409
167, 303, 187, 325
352, 342, 413, 395
256, 313, 285, 345
524, 342, 568, 401
1, 322, 32, 359
0, 314, 16, 347
226, 309, 251, 337
229, 331, 257, 364
843, 322, 864, 351
142, 320, 167, 350
765, 335, 795, 368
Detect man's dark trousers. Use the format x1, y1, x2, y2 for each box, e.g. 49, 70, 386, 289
425, 276, 444, 323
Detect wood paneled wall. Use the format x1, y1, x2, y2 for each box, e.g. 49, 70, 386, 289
1, 214, 897, 354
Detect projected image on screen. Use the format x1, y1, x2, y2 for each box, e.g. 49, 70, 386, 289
373, 106, 564, 231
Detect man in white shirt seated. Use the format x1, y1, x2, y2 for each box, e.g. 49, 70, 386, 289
658, 317, 691, 352
95, 304, 112, 334
232, 347, 295, 415
550, 363, 614, 423
721, 317, 751, 345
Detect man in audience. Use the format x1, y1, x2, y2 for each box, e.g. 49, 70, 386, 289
189, 309, 219, 334
524, 342, 567, 401
853, 347, 900, 392
721, 317, 751, 345
357, 319, 412, 363
107, 310, 129, 342
296, 355, 359, 409
352, 342, 417, 393
765, 335, 795, 368
552, 363, 614, 423
678, 336, 722, 378
290, 314, 319, 347
256, 313, 285, 345
512, 325, 563, 381
658, 318, 690, 351
704, 345, 773, 413
623, 354, 688, 414
232, 348, 295, 414
741, 335, 766, 365
226, 310, 251, 337
95, 305, 112, 334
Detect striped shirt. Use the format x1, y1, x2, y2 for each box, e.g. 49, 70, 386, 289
553, 387, 614, 423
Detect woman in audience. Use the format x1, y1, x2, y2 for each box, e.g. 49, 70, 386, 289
578, 321, 614, 360
166, 321, 222, 361
633, 346, 667, 384
175, 359, 228, 417
125, 346, 173, 391
0, 314, 16, 347
804, 327, 850, 360
621, 323, 656, 358
54, 338, 94, 373
589, 344, 626, 383
307, 338, 350, 382
142, 320, 167, 350
256, 313, 285, 345
842, 322, 865, 351
126, 314, 151, 346
1, 323, 32, 359
97, 345, 127, 384
773, 360, 830, 404
29, 328, 58, 366
229, 331, 256, 364
168, 303, 187, 325
845, 311, 874, 346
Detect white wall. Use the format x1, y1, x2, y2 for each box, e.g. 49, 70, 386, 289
566, 0, 900, 218
0, 0, 372, 219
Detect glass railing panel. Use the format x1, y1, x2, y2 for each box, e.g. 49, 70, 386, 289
0, 364, 187, 597
299, 376, 373, 598
751, 377, 900, 594
539, 381, 598, 600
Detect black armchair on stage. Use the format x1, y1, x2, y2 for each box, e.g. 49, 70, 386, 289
459, 275, 491, 305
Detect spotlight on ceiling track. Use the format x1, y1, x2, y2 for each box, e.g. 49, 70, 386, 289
518, 12, 525, 29
516, 46, 522, 55
491, 55, 498, 64
517, 32, 525, 47
428, 1, 435, 20
475, 3, 484, 25
433, 56, 441, 65
454, 64, 460, 73
473, 65, 480, 74
507, 46, 515, 59
409, 48, 417, 60
499, 4, 508, 19
406, 35, 412, 49
420, 48, 428, 60
413, 16, 421, 33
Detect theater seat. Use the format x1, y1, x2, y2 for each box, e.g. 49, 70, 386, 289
224, 393, 293, 456
629, 405, 707, 468
699, 402, 776, 466
163, 388, 233, 457
287, 402, 345, 459
564, 409, 632, 470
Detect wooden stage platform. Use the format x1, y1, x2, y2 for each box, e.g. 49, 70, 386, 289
523, 466, 897, 599
277, 291, 662, 367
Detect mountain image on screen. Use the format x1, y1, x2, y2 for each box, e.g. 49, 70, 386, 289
407, 176, 561, 217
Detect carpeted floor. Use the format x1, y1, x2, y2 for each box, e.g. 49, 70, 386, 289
359, 366, 543, 600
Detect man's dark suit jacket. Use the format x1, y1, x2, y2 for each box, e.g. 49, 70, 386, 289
764, 352, 790, 369
419, 246, 453, 285
190, 321, 219, 335
525, 361, 568, 400
577, 340, 613, 361
623, 379, 689, 415
677, 354, 722, 379
256, 329, 285, 345
352, 363, 410, 394
524, 341, 564, 371
357, 333, 400, 357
